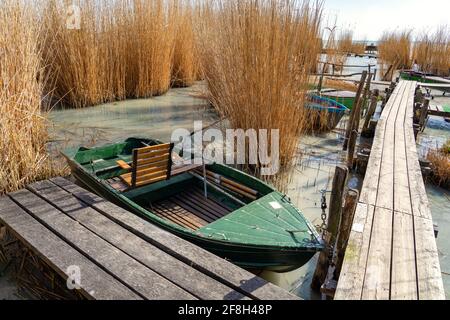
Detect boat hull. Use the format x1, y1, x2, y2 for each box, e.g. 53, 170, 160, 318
68, 163, 319, 271
306, 95, 349, 133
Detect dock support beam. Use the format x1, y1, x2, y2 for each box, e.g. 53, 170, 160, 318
334, 189, 359, 280
311, 166, 348, 291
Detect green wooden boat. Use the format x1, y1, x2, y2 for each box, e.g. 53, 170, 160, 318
323, 90, 357, 110
62, 137, 323, 271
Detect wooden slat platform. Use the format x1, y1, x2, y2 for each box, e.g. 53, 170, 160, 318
335, 80, 445, 300
0, 178, 298, 300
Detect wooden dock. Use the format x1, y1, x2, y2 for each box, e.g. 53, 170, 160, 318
0, 177, 298, 300
335, 80, 445, 300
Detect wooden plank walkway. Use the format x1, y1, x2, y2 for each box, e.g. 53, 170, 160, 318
0, 178, 298, 300
335, 80, 445, 300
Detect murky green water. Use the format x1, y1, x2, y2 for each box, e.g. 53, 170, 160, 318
47, 73, 449, 300
48, 83, 216, 152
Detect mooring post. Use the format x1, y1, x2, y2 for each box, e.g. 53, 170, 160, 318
362, 89, 380, 134
344, 71, 368, 151
334, 189, 359, 281
361, 75, 373, 117
419, 97, 430, 131
347, 75, 370, 168
311, 166, 348, 291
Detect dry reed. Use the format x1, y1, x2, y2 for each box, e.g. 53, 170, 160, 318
427, 140, 450, 188
378, 30, 412, 80
413, 26, 450, 77
197, 0, 323, 186
338, 31, 366, 56
323, 78, 357, 92
172, 3, 199, 87
0, 1, 61, 195
41, 0, 188, 108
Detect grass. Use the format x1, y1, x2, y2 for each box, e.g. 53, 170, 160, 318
378, 30, 412, 80
427, 140, 450, 188
197, 0, 323, 187
0, 1, 62, 195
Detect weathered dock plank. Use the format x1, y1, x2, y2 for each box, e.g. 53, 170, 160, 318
414, 216, 446, 300
0, 197, 141, 300
334, 203, 375, 300
27, 180, 246, 300
335, 80, 445, 300
51, 177, 298, 300
9, 189, 196, 300
361, 207, 392, 300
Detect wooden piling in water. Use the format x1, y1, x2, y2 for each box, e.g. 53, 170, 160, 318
344, 71, 368, 151
362, 89, 380, 134
334, 189, 359, 281
346, 75, 370, 168
311, 166, 348, 291
419, 97, 430, 131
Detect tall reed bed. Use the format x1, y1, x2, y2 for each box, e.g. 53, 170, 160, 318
335, 30, 365, 56
413, 26, 450, 77
42, 0, 197, 108
427, 140, 450, 188
0, 1, 60, 195
197, 0, 323, 185
378, 30, 412, 80
172, 3, 201, 87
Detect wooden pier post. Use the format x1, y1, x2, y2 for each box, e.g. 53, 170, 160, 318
362, 90, 380, 135
419, 97, 430, 131
334, 189, 359, 280
347, 77, 369, 168
344, 71, 368, 151
361, 74, 373, 117
311, 166, 348, 291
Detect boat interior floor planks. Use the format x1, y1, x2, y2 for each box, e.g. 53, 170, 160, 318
149, 187, 233, 231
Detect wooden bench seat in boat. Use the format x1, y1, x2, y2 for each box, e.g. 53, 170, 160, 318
117, 143, 202, 190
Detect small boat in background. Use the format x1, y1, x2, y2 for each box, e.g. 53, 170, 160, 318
62, 137, 323, 271
322, 90, 357, 110
306, 94, 349, 132
401, 70, 450, 95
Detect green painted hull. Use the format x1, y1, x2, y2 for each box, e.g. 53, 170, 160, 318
400, 72, 436, 83
323, 94, 356, 110
63, 137, 323, 271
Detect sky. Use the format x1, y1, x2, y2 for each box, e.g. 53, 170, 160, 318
322, 0, 450, 41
